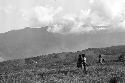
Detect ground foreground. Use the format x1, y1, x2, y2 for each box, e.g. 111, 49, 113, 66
0, 62, 125, 83
1, 45, 125, 83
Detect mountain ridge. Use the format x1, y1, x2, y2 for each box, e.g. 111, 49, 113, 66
0, 27, 125, 60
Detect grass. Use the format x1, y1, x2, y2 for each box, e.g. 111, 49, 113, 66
0, 62, 125, 83
1, 45, 125, 83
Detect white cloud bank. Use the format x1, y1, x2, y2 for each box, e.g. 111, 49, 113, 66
20, 0, 125, 34
21, 6, 63, 27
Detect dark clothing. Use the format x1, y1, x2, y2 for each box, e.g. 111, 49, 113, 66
77, 54, 87, 73
77, 57, 82, 68
98, 54, 103, 64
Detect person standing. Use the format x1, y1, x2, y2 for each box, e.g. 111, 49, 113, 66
82, 54, 87, 73
77, 54, 82, 69
98, 54, 103, 64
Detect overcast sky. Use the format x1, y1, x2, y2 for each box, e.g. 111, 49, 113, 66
1, 0, 125, 61
0, 0, 125, 33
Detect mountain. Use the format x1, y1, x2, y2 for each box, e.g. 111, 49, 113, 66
0, 27, 125, 60
0, 27, 64, 60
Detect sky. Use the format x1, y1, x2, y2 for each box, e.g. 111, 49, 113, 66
0, 0, 88, 33
0, 0, 125, 33
1, 0, 125, 61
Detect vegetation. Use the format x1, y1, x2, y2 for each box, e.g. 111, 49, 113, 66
0, 45, 125, 83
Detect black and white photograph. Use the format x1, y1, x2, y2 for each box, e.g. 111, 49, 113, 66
0, 0, 125, 82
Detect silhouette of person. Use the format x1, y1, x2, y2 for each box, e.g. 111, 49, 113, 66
98, 54, 103, 64
77, 54, 82, 69
82, 54, 87, 73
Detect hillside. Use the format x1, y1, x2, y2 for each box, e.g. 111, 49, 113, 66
0, 45, 125, 82
85, 45, 125, 55
1, 45, 125, 74
0, 27, 125, 61
0, 27, 64, 60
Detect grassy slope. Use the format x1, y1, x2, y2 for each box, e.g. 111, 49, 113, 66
0, 45, 125, 83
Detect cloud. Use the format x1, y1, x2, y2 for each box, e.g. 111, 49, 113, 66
64, 0, 125, 34
21, 6, 63, 27
47, 14, 76, 34
47, 2, 117, 34
22, 5, 108, 34
21, 0, 125, 34
47, 9, 107, 34
89, 0, 125, 29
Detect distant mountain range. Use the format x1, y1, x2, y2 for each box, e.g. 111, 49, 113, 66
0, 27, 125, 61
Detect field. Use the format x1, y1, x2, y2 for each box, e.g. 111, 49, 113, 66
0, 46, 125, 83
0, 61, 125, 83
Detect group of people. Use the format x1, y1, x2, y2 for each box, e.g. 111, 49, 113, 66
77, 54, 103, 73
77, 54, 87, 73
